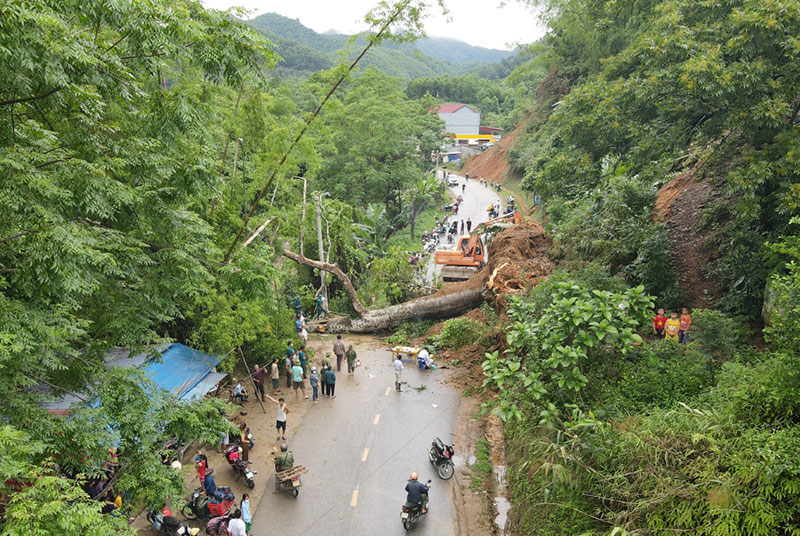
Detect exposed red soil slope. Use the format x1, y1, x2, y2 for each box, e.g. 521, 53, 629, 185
460, 124, 522, 184
655, 157, 722, 308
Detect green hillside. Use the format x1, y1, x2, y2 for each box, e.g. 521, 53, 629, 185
247, 12, 516, 79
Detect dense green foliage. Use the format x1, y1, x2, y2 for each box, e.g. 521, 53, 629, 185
485, 0, 800, 532
483, 266, 800, 534
508, 0, 800, 319
0, 0, 454, 532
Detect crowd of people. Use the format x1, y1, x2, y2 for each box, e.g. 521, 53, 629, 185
652, 307, 692, 343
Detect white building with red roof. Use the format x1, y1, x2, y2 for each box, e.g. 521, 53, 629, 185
437, 103, 480, 135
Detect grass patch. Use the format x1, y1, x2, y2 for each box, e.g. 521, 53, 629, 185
385, 206, 440, 251
470, 438, 492, 491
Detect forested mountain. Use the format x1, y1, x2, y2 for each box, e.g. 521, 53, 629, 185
247, 12, 517, 79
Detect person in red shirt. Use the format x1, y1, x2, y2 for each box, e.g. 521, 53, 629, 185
652, 308, 667, 340
679, 307, 692, 344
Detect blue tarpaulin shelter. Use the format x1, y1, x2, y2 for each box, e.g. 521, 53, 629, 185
40, 343, 226, 414
143, 343, 223, 399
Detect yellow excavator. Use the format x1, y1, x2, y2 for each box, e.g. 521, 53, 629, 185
434, 210, 522, 281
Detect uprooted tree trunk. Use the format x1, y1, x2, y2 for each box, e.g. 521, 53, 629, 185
324, 286, 484, 333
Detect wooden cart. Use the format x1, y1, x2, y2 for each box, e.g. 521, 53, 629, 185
274, 465, 307, 497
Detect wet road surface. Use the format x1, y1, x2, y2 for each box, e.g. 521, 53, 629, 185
250, 344, 461, 536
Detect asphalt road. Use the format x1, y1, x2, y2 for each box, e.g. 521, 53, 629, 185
250, 345, 461, 536
441, 172, 505, 238
422, 171, 506, 282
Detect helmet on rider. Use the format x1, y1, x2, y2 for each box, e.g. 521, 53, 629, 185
280, 444, 288, 452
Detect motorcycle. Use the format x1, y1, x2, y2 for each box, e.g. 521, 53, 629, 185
401, 480, 432, 531
182, 487, 235, 520
428, 437, 455, 480
147, 508, 198, 535
243, 427, 255, 449
224, 445, 257, 488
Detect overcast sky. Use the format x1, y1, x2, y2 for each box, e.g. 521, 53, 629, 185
200, 0, 546, 50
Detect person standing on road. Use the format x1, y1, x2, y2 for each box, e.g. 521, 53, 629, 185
461, 183, 466, 193
298, 325, 308, 347
284, 346, 294, 389
345, 345, 357, 374
270, 358, 280, 395
325, 366, 336, 398
240, 494, 252, 533
309, 366, 320, 402
252, 364, 265, 402
333, 334, 345, 371
393, 355, 404, 392
298, 347, 307, 376
265, 395, 289, 441
320, 361, 328, 397
460, 220, 465, 234
292, 359, 308, 400
466, 218, 472, 232
237, 422, 250, 462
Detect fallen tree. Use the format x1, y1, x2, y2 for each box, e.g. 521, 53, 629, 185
281, 223, 554, 333
325, 285, 485, 333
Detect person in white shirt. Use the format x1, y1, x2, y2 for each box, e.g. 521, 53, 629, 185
418, 347, 433, 369
299, 326, 308, 346
227, 508, 247, 536
393, 355, 404, 392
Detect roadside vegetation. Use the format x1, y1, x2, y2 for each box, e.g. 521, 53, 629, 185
476, 0, 800, 532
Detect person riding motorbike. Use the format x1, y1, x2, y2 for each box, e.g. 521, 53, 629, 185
274, 444, 294, 472
405, 472, 430, 513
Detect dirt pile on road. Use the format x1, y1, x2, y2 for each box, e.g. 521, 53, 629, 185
483, 222, 554, 299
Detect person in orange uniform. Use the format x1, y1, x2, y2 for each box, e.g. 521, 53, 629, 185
678, 307, 692, 344
664, 310, 680, 341
652, 308, 667, 340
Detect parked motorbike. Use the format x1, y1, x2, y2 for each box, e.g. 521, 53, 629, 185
224, 445, 256, 488
428, 437, 455, 480
401, 480, 432, 530
243, 427, 255, 449
147, 508, 198, 535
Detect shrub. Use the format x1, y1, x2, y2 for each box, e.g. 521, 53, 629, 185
386, 320, 435, 346
432, 317, 485, 350
691, 308, 748, 359
715, 353, 800, 426
603, 343, 713, 414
